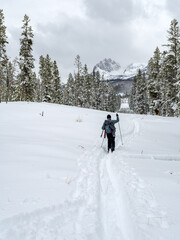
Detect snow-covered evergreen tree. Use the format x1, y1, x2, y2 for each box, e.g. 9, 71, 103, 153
107, 81, 118, 112
40, 55, 53, 102
34, 77, 41, 102
31, 72, 40, 102
175, 70, 180, 116
93, 70, 101, 109
4, 61, 14, 103
74, 55, 83, 107
0, 9, 8, 103
100, 80, 109, 111
63, 73, 75, 106
52, 60, 62, 104
136, 70, 143, 113
140, 72, 148, 114
10, 58, 20, 101
130, 70, 148, 114
162, 19, 180, 116
19, 14, 35, 101
175, 53, 180, 116
159, 51, 168, 116
147, 47, 161, 115
82, 64, 92, 108
129, 19, 180, 117
129, 76, 137, 112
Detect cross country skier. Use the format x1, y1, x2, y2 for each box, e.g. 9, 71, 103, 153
102, 113, 119, 152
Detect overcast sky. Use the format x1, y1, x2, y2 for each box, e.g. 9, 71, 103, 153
1, 0, 180, 82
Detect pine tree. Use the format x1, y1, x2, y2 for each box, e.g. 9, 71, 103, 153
141, 72, 148, 114
74, 55, 83, 106
136, 70, 142, 113
175, 67, 180, 116
34, 77, 41, 102
93, 70, 101, 109
40, 54, 53, 102
19, 14, 35, 101
10, 58, 20, 101
52, 60, 62, 104
135, 70, 148, 114
82, 64, 92, 108
162, 19, 180, 116
0, 9, 8, 103
5, 61, 14, 103
174, 47, 180, 116
107, 81, 118, 112
129, 76, 137, 112
158, 51, 168, 116
101, 80, 109, 111
147, 47, 161, 115
63, 73, 75, 105
31, 72, 40, 102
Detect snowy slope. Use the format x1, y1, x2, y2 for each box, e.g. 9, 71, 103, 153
0, 102, 180, 240
122, 63, 147, 79
94, 58, 147, 80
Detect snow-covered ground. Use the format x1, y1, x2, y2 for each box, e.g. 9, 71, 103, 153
0, 102, 180, 240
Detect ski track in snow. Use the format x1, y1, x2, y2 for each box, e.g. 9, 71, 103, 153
0, 117, 169, 240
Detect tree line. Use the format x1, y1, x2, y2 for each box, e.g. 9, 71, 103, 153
0, 10, 120, 112
129, 19, 180, 117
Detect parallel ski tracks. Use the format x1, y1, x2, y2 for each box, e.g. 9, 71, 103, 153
0, 117, 168, 240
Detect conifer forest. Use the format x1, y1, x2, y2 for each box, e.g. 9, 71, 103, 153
129, 19, 180, 117
0, 10, 119, 112
0, 9, 180, 117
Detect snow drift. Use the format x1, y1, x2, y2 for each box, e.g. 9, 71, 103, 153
0, 102, 180, 240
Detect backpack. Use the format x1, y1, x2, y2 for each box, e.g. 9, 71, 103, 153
104, 120, 114, 134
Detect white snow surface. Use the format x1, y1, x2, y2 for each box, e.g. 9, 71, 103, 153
0, 102, 180, 240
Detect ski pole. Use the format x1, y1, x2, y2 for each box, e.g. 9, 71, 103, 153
101, 136, 105, 147
118, 118, 123, 145
101, 130, 106, 147
100, 130, 103, 138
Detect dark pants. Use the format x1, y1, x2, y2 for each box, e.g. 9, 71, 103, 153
107, 133, 115, 152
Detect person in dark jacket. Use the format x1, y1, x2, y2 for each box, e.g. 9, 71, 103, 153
102, 113, 119, 152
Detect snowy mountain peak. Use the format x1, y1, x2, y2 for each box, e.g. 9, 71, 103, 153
123, 63, 147, 76
94, 58, 121, 73
93, 59, 147, 81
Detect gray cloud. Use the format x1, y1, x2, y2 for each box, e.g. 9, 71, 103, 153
34, 15, 136, 79
84, 0, 134, 23
166, 0, 180, 22
83, 0, 161, 24
1, 0, 177, 82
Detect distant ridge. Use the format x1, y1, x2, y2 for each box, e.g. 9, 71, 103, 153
94, 58, 147, 81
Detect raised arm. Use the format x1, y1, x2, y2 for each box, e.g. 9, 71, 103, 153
111, 114, 119, 124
